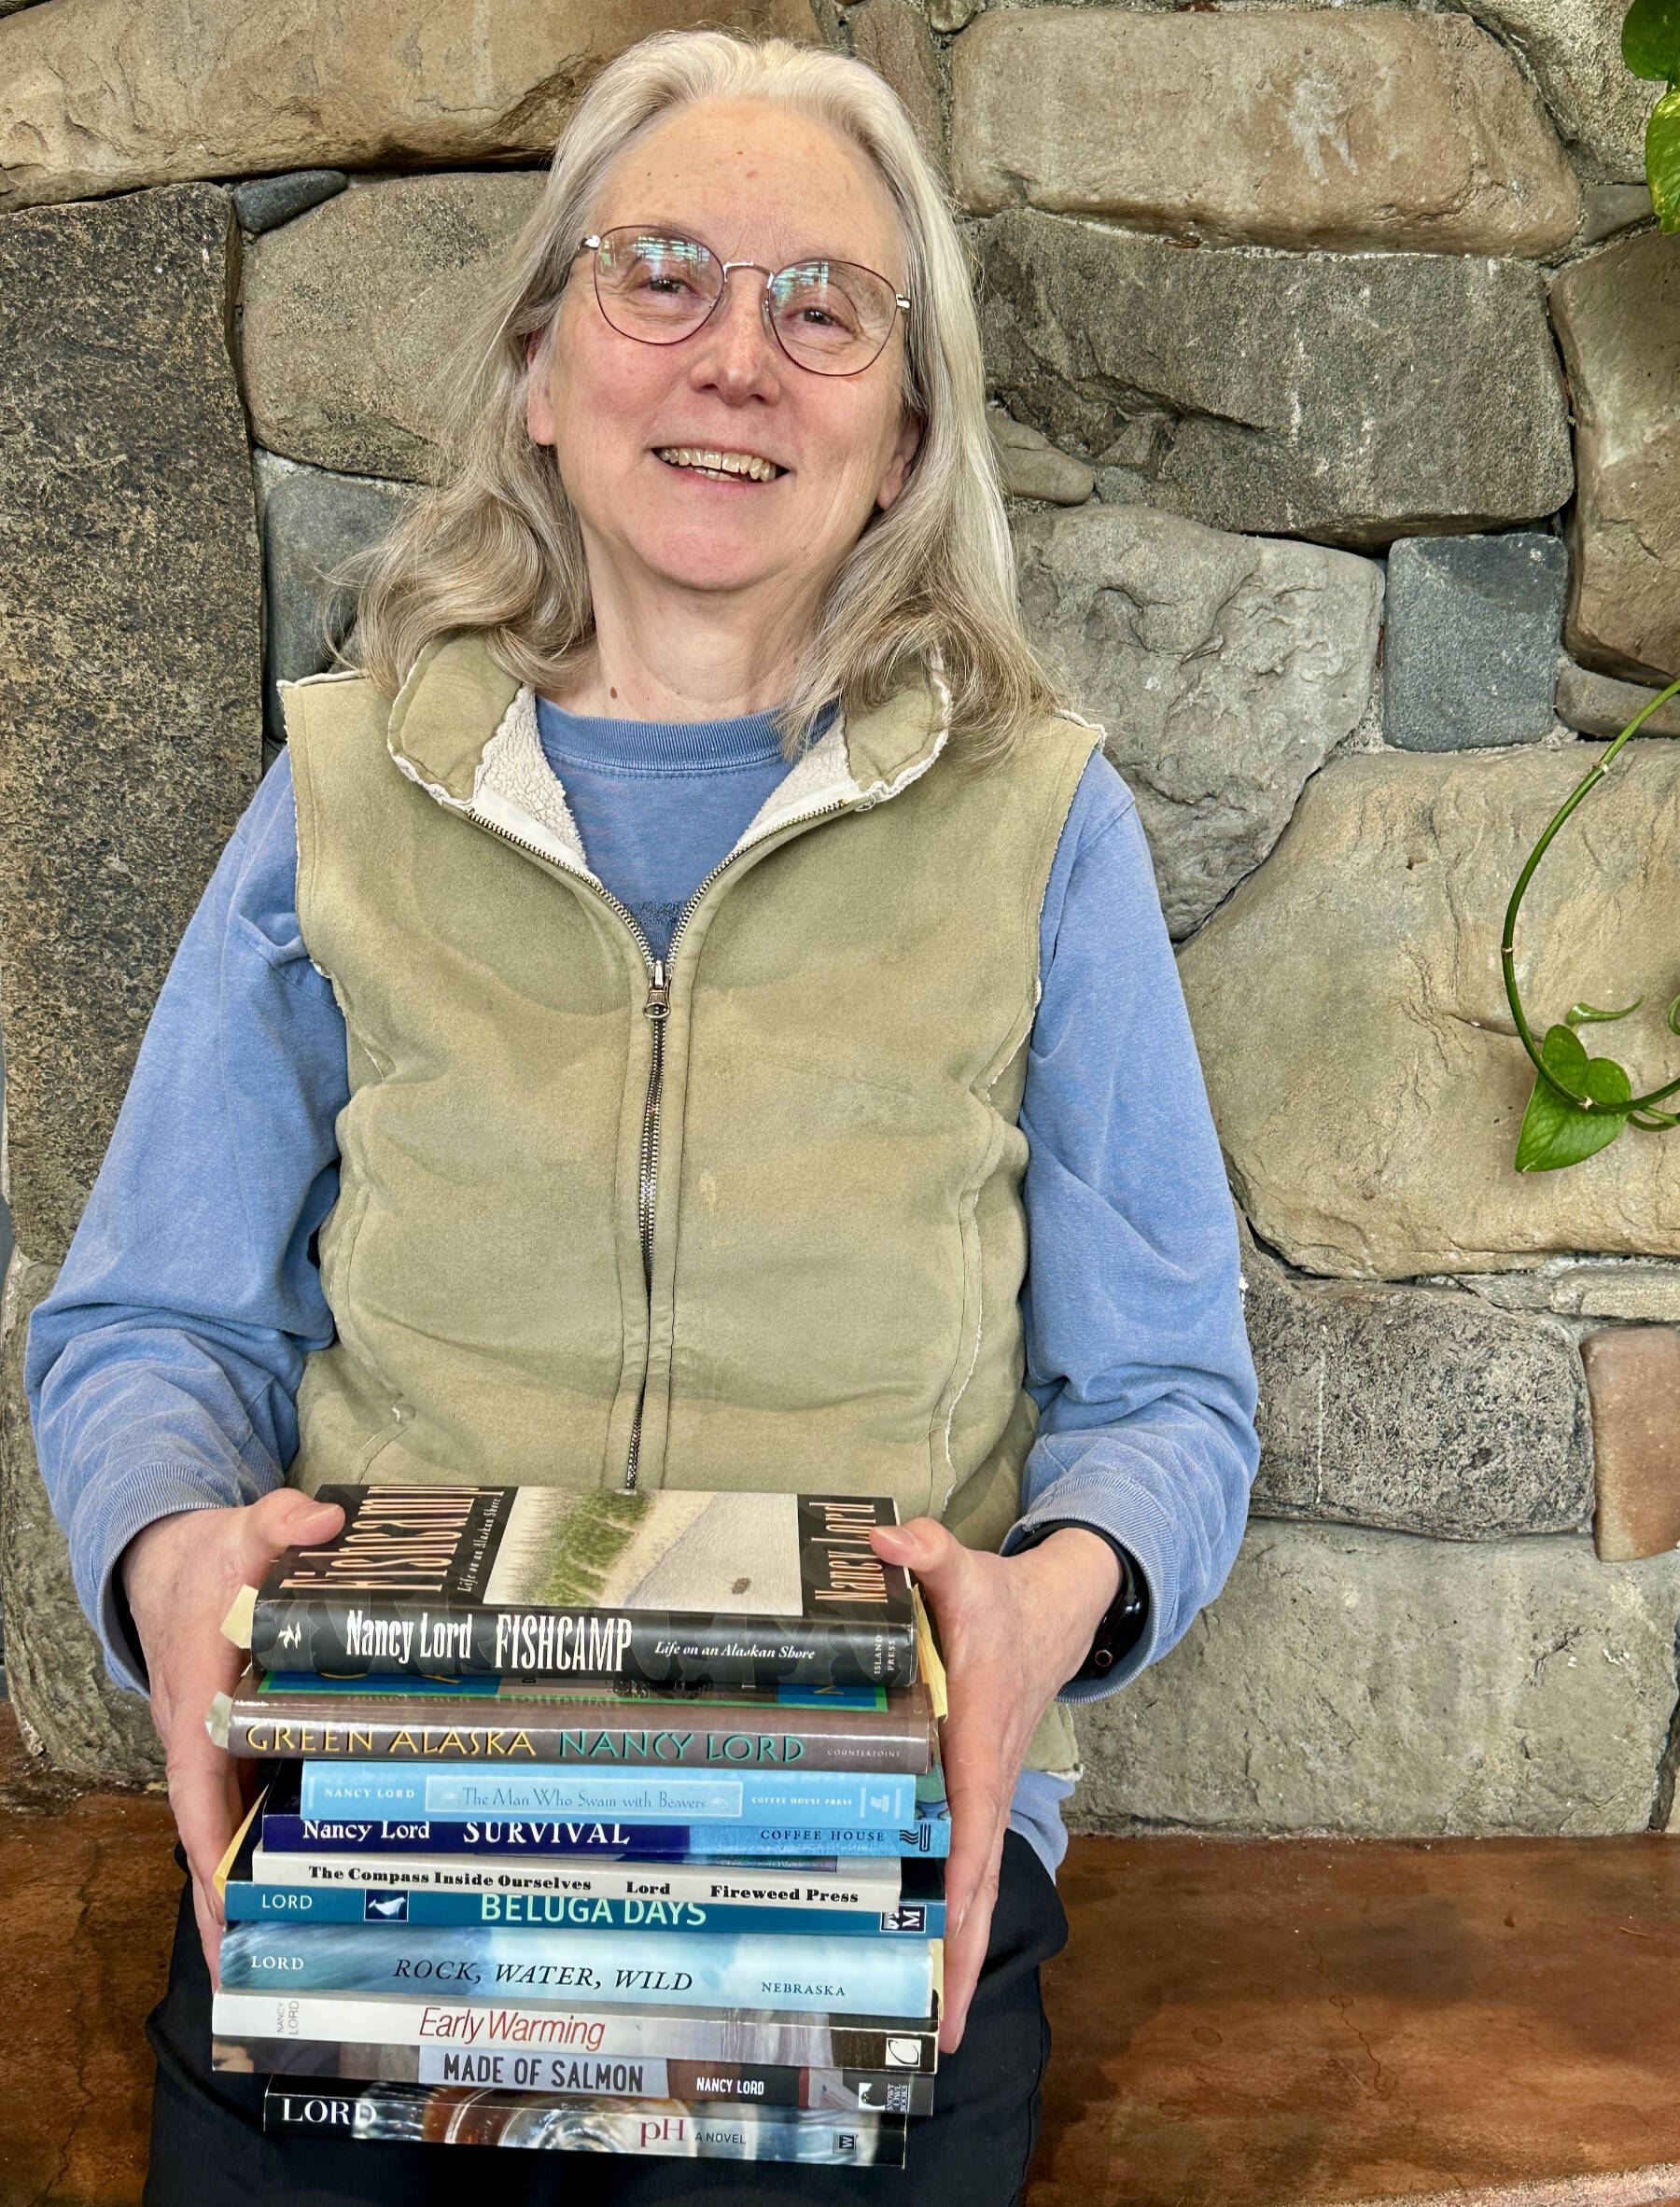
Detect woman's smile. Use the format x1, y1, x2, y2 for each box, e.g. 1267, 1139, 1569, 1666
652, 444, 789, 483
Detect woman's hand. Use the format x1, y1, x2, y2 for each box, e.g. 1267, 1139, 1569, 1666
869, 1519, 1119, 2053
121, 1489, 345, 1981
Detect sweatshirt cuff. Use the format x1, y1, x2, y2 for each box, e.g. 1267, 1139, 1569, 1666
1002, 1477, 1178, 1704
76, 1463, 280, 1697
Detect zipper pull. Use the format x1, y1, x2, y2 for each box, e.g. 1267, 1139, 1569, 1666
644, 959, 669, 1022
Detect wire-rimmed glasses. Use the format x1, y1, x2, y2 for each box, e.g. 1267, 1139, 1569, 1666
579, 226, 910, 377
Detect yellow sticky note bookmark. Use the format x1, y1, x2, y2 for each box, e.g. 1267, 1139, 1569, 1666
220, 1584, 257, 1651
910, 1585, 948, 1720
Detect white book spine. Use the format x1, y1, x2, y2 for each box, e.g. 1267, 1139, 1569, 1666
212, 1990, 935, 2074
249, 1847, 904, 1911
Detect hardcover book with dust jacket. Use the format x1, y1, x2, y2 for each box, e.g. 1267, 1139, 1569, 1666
240, 1488, 916, 1689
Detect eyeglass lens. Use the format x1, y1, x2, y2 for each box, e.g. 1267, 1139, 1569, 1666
593, 228, 900, 374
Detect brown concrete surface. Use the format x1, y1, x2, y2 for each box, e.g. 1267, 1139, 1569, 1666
3, 1700, 1679, 2206
1030, 1828, 1680, 2207
0, 1702, 176, 2206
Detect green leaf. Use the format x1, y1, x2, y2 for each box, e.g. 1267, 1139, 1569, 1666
1624, 0, 1680, 81
1646, 85, 1680, 230
1567, 995, 1644, 1026
1515, 1024, 1632, 1172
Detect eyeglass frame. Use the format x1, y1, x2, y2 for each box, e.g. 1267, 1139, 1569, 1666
575, 228, 912, 378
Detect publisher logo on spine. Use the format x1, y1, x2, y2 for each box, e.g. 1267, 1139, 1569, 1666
363, 1891, 409, 1923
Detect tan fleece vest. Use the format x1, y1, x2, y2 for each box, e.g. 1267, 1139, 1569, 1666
284, 636, 1098, 1776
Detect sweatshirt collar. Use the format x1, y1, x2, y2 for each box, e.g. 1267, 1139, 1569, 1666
384, 635, 952, 887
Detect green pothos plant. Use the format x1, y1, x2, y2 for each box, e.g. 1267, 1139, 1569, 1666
1502, 1, 1680, 1172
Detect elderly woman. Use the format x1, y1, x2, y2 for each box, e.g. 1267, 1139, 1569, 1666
29, 28, 1256, 2207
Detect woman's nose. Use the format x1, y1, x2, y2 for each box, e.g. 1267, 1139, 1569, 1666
687, 271, 784, 400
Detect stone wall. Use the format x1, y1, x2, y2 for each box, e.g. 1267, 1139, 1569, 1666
4, 0, 1680, 1831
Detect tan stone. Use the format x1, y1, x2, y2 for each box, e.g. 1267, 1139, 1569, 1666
950, 7, 1578, 256
0, 0, 820, 214
1176, 742, 1680, 1279
1467, 0, 1658, 183
1582, 1329, 1680, 1561
242, 174, 545, 482
848, 0, 943, 169
1551, 233, 1680, 686
987, 410, 1094, 505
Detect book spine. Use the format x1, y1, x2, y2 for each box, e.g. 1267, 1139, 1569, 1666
250, 1601, 917, 1691
225, 1692, 933, 1773
296, 1763, 917, 1826
225, 1882, 943, 1938
212, 1990, 938, 2075
259, 2081, 905, 2164
250, 1846, 914, 1911
217, 1922, 937, 2019
217, 2035, 936, 2115
259, 1814, 951, 1861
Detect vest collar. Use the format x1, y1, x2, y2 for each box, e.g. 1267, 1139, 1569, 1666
385, 635, 952, 886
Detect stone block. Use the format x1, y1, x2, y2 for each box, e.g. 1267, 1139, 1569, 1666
1072, 1523, 1680, 1837
977, 210, 1574, 551
1556, 659, 1680, 738
1551, 233, 1680, 685
242, 173, 544, 482
848, 0, 944, 169
1466, 1257, 1680, 1322
1015, 505, 1380, 938
0, 1257, 162, 1782
1462, 0, 1658, 182
987, 410, 1093, 506
1581, 1328, 1680, 1561
1577, 184, 1656, 247
0, 185, 262, 1262
1243, 1232, 1592, 1540
232, 169, 346, 235
1383, 534, 1567, 751
1176, 744, 1680, 1278
952, 8, 1576, 257
0, 0, 820, 213
256, 455, 413, 740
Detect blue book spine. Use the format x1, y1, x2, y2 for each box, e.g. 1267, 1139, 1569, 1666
224, 1883, 944, 1937
217, 1922, 936, 2019
297, 1764, 917, 1826
260, 1813, 950, 1861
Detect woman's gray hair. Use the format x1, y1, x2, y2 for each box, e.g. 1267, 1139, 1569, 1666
348, 28, 1060, 761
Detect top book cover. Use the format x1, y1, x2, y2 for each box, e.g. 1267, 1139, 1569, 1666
245, 1488, 917, 1691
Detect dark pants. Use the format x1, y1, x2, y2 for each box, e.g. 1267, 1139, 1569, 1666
145, 1832, 1067, 2207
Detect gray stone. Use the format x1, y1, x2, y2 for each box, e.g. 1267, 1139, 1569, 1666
1243, 1230, 1593, 1539
1452, 0, 1658, 183
241, 173, 545, 482
1015, 504, 1381, 937
952, 8, 1578, 257
0, 0, 820, 213
0, 1256, 162, 1781
1576, 184, 1656, 248
257, 454, 413, 741
977, 211, 1574, 551
1071, 1523, 1680, 1837
1556, 659, 1680, 738
1177, 744, 1680, 1279
0, 186, 262, 1262
987, 409, 1094, 505
1383, 533, 1568, 750
233, 169, 346, 235
1551, 233, 1680, 684
1464, 1257, 1680, 1323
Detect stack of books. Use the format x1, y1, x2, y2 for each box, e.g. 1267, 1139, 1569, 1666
207, 1486, 948, 2169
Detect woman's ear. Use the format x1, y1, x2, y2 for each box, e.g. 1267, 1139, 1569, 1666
875, 412, 925, 513
525, 328, 557, 448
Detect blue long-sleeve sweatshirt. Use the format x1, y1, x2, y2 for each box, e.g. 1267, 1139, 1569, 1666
26, 694, 1258, 1876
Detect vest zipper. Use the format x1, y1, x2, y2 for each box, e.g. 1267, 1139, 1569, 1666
474, 793, 855, 1493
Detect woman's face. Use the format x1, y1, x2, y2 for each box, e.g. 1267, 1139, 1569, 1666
527, 97, 922, 613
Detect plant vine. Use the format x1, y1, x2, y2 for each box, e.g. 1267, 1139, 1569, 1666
1505, 677, 1680, 1170
1499, 2, 1680, 1172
